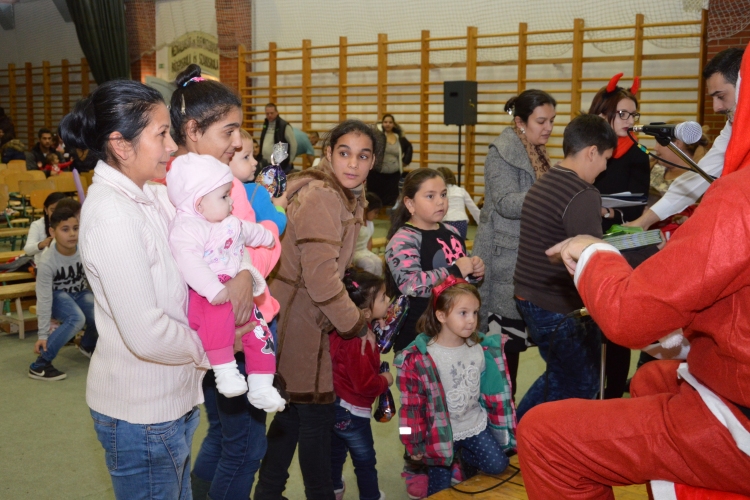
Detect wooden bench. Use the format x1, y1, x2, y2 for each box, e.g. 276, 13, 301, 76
0, 272, 34, 283
0, 227, 29, 251
0, 227, 29, 238
0, 250, 25, 262
0, 282, 36, 339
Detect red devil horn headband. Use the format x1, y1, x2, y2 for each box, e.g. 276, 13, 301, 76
606, 72, 640, 95
606, 73, 624, 93
630, 76, 640, 95
432, 275, 469, 309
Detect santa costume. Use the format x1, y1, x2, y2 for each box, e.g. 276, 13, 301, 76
516, 46, 750, 499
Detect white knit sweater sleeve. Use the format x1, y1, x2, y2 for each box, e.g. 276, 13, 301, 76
23, 218, 47, 256
83, 219, 205, 366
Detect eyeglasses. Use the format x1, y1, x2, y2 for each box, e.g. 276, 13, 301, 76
616, 110, 640, 121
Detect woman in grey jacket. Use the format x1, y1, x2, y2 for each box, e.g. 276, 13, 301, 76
473, 89, 557, 398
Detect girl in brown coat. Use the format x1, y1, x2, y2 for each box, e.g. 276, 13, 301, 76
255, 120, 383, 500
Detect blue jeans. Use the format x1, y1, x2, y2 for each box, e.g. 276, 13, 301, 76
192, 355, 268, 500
427, 427, 509, 495
515, 298, 601, 421
330, 402, 380, 500
91, 406, 200, 500
32, 289, 98, 368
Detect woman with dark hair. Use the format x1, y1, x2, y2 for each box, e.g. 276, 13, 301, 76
367, 113, 412, 206
472, 89, 556, 400
64, 79, 255, 498
254, 119, 380, 500
589, 73, 650, 232
167, 64, 281, 500
587, 74, 650, 400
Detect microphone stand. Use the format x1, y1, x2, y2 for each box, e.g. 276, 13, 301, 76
655, 136, 714, 185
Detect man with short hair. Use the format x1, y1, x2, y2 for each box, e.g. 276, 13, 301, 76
629, 48, 743, 229
259, 103, 297, 174
30, 128, 62, 169
292, 128, 320, 168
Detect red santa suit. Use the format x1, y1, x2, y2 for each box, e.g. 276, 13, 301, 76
516, 155, 750, 498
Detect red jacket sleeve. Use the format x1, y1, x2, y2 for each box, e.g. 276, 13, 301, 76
577, 174, 750, 350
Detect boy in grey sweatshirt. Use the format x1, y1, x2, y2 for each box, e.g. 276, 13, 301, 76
29, 203, 97, 381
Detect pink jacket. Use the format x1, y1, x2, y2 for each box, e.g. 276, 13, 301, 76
167, 154, 274, 302
231, 178, 282, 321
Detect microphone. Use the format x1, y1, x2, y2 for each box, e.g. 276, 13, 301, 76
630, 121, 702, 145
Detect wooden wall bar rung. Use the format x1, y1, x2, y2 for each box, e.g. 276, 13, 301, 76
0, 58, 94, 147
644, 20, 701, 28
238, 14, 707, 198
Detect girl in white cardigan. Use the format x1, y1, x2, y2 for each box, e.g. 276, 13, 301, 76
62, 80, 256, 499
436, 167, 481, 240
23, 191, 67, 263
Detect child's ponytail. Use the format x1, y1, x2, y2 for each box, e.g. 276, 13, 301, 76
343, 268, 384, 310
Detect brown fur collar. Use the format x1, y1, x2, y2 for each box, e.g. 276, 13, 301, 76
285, 157, 364, 212
288, 390, 336, 405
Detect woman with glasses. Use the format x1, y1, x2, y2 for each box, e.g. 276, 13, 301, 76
588, 73, 650, 233
586, 74, 651, 401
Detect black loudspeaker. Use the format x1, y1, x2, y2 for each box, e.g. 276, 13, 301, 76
443, 81, 477, 126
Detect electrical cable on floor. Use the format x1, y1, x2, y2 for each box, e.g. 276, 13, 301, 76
449, 464, 522, 494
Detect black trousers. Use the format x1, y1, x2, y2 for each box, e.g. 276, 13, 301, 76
254, 402, 336, 500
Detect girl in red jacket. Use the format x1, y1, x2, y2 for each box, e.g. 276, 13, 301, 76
330, 269, 393, 500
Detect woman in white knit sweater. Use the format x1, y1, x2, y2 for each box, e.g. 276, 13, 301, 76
61, 80, 256, 499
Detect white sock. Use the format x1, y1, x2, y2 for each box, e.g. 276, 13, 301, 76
213, 361, 248, 397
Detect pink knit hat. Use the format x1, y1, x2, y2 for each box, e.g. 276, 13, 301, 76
166, 153, 234, 218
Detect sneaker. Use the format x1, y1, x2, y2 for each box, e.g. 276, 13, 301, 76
334, 477, 345, 500
451, 461, 465, 485
78, 346, 93, 359
28, 364, 67, 381
401, 471, 428, 500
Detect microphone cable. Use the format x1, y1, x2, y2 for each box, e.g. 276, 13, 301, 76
627, 131, 717, 180
449, 463, 523, 494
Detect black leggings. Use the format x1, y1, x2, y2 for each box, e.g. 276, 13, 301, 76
254, 402, 336, 500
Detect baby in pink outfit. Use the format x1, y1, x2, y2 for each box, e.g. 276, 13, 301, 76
167, 153, 285, 411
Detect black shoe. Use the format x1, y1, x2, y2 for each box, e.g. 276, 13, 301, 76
28, 364, 67, 381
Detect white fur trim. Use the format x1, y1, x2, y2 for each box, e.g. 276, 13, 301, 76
678, 363, 750, 457
650, 480, 677, 500
573, 243, 620, 287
